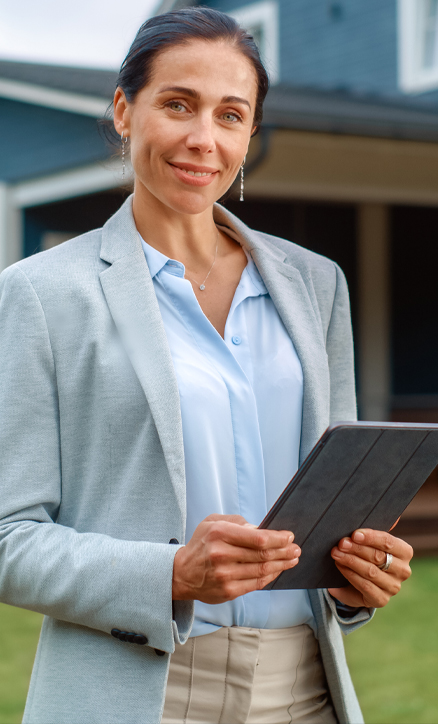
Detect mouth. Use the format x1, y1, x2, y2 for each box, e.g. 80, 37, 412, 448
168, 162, 219, 187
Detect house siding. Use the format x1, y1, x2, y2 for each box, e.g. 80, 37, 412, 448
0, 98, 109, 183
206, 0, 438, 104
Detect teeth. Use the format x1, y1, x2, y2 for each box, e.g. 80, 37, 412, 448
182, 169, 211, 177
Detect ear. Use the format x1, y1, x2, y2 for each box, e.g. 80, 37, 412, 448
113, 87, 131, 137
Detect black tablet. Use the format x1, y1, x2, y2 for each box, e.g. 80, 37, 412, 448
259, 422, 438, 589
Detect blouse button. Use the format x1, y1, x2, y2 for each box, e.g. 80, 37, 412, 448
231, 335, 242, 345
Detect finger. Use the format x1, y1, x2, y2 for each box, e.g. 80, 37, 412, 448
204, 514, 249, 526
219, 541, 301, 565
333, 562, 393, 608
331, 549, 408, 594
234, 555, 300, 582
350, 529, 414, 562
206, 520, 294, 551
332, 546, 411, 584
207, 536, 300, 568
215, 561, 299, 601
333, 538, 407, 572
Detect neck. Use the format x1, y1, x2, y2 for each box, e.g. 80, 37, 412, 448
132, 182, 219, 268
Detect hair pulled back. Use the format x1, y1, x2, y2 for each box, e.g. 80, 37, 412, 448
114, 7, 269, 135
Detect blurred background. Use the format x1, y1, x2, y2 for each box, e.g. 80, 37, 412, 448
0, 0, 437, 722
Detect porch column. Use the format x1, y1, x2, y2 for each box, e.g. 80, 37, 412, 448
357, 203, 391, 421
0, 183, 22, 274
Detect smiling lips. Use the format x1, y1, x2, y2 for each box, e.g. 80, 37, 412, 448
169, 162, 218, 187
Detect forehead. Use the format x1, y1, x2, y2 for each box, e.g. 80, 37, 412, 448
147, 39, 258, 104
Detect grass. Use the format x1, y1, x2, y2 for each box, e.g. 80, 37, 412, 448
344, 556, 438, 723
0, 558, 436, 723
0, 603, 42, 724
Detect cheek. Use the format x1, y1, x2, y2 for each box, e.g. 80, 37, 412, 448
129, 119, 176, 167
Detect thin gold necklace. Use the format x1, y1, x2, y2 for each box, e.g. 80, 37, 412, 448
184, 228, 219, 291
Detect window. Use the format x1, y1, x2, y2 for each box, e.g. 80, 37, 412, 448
399, 0, 438, 92
229, 1, 280, 84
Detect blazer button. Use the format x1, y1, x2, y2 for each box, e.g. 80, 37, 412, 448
133, 634, 148, 645
169, 538, 179, 545
118, 631, 128, 642
125, 632, 137, 643
111, 628, 121, 639
154, 648, 166, 656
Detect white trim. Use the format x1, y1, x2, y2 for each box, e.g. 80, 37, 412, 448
10, 159, 133, 209
229, 1, 280, 84
398, 0, 438, 93
0, 78, 109, 117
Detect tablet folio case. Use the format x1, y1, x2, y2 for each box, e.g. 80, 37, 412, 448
261, 423, 438, 590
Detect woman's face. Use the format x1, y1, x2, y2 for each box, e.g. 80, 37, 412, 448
114, 39, 258, 215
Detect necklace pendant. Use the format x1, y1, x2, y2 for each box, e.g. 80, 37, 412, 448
199, 284, 205, 291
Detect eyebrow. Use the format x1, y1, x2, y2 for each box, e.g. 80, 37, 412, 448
158, 86, 252, 110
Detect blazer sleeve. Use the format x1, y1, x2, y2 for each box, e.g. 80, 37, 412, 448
0, 265, 193, 653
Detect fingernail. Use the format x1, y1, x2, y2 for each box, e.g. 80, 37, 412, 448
340, 538, 352, 551
332, 549, 344, 559
288, 534, 295, 544
353, 530, 365, 543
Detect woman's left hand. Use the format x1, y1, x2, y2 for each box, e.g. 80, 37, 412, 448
328, 528, 413, 608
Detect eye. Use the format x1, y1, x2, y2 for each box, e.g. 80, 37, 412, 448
222, 112, 242, 123
167, 101, 187, 113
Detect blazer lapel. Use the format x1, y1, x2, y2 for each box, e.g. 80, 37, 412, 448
99, 197, 186, 516
214, 205, 331, 465
98, 195, 330, 503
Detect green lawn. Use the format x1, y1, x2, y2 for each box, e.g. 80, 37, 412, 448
344, 557, 438, 723
0, 602, 42, 724
0, 558, 437, 724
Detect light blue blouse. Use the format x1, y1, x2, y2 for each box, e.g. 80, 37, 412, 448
140, 233, 315, 636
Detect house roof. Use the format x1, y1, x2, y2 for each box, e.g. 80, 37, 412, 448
0, 59, 117, 98
264, 84, 438, 143
2, 59, 438, 184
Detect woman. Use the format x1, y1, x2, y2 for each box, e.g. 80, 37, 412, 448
0, 8, 413, 724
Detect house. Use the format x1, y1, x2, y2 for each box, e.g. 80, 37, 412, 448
1, 0, 438, 549
2, 0, 438, 426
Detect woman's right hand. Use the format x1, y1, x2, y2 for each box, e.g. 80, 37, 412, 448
172, 514, 301, 603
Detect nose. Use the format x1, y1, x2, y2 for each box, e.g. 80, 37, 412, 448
185, 113, 216, 154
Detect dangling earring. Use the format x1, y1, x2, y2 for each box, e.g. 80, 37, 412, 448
240, 155, 246, 201
121, 131, 128, 179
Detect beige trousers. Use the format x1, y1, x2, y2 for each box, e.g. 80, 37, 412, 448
161, 625, 338, 724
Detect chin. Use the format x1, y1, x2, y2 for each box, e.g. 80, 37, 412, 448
163, 190, 221, 216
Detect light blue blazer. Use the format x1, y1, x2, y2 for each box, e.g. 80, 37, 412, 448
0, 197, 371, 724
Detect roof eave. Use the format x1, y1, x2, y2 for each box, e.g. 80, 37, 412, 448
0, 77, 109, 117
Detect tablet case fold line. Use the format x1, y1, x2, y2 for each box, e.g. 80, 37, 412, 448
357, 431, 430, 531
264, 430, 384, 591
296, 429, 384, 551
